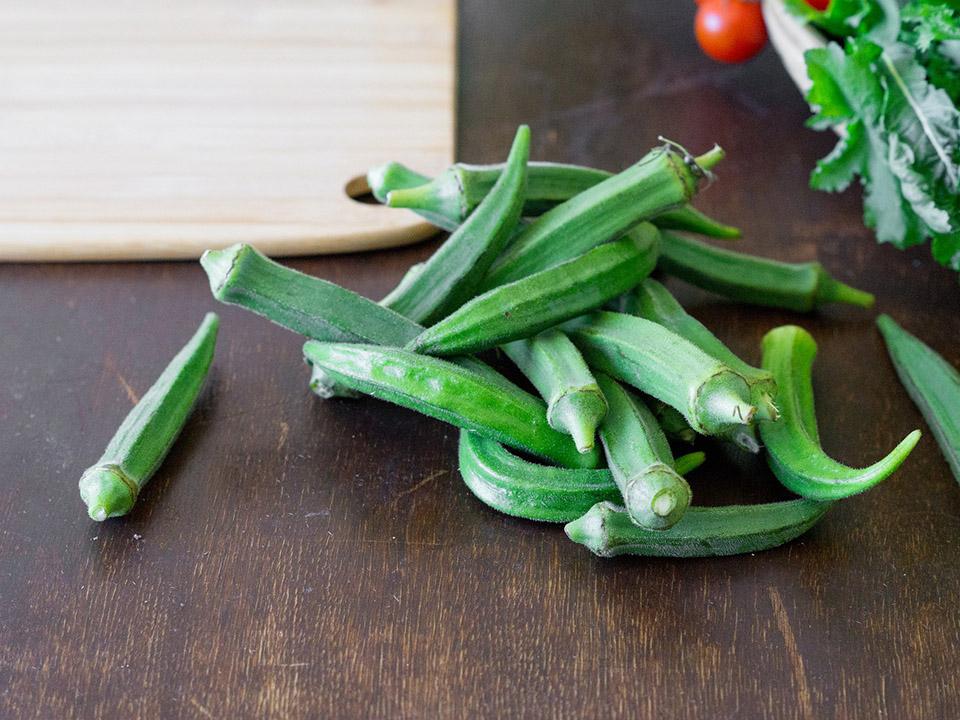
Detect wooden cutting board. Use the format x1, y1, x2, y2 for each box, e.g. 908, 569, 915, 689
0, 0, 454, 261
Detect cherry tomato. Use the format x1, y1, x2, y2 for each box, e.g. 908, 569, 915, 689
804, 0, 830, 10
695, 0, 768, 64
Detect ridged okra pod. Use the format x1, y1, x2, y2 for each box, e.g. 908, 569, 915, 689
628, 278, 779, 421
759, 325, 921, 500
658, 232, 874, 312
79, 313, 219, 521
503, 329, 607, 453
302, 342, 601, 470
201, 243, 421, 346
595, 375, 691, 530
385, 160, 740, 238
457, 431, 705, 523
408, 233, 657, 356
479, 145, 723, 289
569, 312, 756, 437
877, 315, 960, 484
564, 498, 831, 558
380, 126, 530, 324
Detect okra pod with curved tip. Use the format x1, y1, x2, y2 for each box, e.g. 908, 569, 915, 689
457, 431, 705, 523
759, 325, 921, 500
502, 329, 607, 453
595, 374, 691, 530
385, 159, 740, 238
408, 234, 656, 357
658, 232, 874, 312
79, 313, 219, 521
302, 342, 601, 469
479, 145, 723, 289
628, 278, 779, 421
877, 315, 960, 484
564, 498, 831, 558
381, 126, 530, 324
569, 311, 756, 437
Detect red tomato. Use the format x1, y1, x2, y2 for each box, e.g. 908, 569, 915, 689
805, 0, 830, 9
695, 0, 768, 64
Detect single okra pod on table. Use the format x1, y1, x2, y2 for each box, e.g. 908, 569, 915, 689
380, 125, 530, 324
877, 315, 960, 485
594, 374, 691, 530
759, 325, 921, 500
384, 159, 740, 238
502, 329, 607, 453
479, 145, 723, 290
568, 311, 757, 437
627, 278, 779, 421
457, 430, 705, 523
303, 342, 602, 470
564, 498, 831, 558
657, 232, 874, 312
408, 233, 657, 357
79, 313, 219, 521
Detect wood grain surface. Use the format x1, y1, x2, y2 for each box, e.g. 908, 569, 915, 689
2, 2, 959, 718
0, 0, 453, 260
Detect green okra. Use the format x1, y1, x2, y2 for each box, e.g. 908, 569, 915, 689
479, 145, 723, 290
502, 329, 607, 453
366, 162, 430, 204
457, 430, 705, 523
877, 315, 960, 484
408, 234, 656, 357
569, 311, 757, 437
378, 262, 424, 308
759, 325, 921, 500
303, 342, 601, 470
627, 278, 779, 421
385, 159, 740, 238
202, 243, 421, 346
653, 402, 697, 444
381, 126, 530, 324
658, 232, 874, 312
595, 374, 691, 530
79, 313, 219, 521
564, 498, 831, 558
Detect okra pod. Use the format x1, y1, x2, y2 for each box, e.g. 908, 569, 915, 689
759, 325, 921, 500
366, 161, 430, 204
202, 243, 421, 346
479, 145, 723, 289
654, 402, 697, 444
502, 329, 607, 453
457, 430, 705, 523
385, 159, 740, 238
564, 498, 831, 558
878, 315, 959, 484
595, 374, 691, 530
408, 234, 656, 357
381, 126, 530, 324
302, 342, 601, 469
79, 313, 219, 521
569, 311, 756, 437
658, 232, 874, 312
627, 279, 779, 421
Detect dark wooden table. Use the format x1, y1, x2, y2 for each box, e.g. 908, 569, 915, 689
3, 2, 959, 718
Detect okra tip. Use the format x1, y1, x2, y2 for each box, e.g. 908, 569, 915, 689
200, 243, 245, 297
79, 464, 137, 521
815, 272, 874, 309
564, 502, 616, 557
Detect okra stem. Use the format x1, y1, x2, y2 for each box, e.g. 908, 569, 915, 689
595, 375, 691, 530
658, 232, 874, 312
503, 329, 607, 453
366, 162, 430, 204
79, 313, 219, 521
759, 325, 921, 500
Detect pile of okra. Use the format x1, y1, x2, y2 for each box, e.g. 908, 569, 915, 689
83, 125, 960, 558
